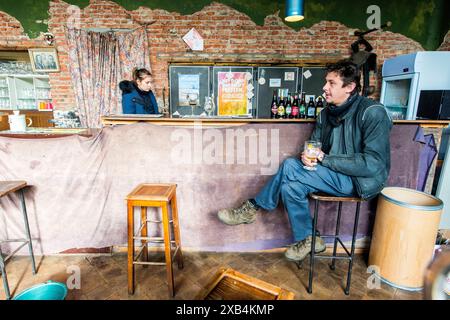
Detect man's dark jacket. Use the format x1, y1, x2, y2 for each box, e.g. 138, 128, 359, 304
311, 95, 393, 199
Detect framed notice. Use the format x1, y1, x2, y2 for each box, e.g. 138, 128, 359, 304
213, 67, 254, 116
169, 66, 210, 116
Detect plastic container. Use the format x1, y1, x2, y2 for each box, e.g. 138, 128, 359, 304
368, 187, 443, 290
12, 281, 68, 300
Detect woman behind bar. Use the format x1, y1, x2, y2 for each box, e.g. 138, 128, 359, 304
119, 68, 159, 114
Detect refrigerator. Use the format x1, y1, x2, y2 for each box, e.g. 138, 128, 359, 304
436, 126, 450, 229
380, 52, 450, 120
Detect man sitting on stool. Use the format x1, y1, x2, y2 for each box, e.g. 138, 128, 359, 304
217, 60, 392, 262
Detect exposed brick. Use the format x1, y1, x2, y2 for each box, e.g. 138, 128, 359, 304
0, 0, 441, 112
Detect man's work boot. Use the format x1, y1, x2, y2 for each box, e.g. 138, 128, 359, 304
217, 200, 259, 225
284, 235, 326, 262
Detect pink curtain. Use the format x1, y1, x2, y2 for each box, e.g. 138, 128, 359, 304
66, 27, 151, 128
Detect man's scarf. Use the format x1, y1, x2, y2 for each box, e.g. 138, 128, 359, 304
321, 93, 359, 153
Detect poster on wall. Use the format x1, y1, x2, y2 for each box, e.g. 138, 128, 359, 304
217, 72, 248, 115
182, 28, 204, 51
178, 74, 200, 106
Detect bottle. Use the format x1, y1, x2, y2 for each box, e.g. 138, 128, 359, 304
275, 96, 281, 119
270, 91, 278, 119
315, 97, 324, 118
277, 97, 285, 119
307, 97, 316, 119
285, 93, 292, 119
299, 92, 306, 119
292, 93, 299, 119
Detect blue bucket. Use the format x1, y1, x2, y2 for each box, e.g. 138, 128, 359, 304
12, 281, 68, 300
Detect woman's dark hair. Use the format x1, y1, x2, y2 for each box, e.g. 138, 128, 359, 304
326, 60, 361, 94
132, 68, 152, 82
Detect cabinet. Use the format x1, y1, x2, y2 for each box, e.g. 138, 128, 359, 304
0, 74, 52, 110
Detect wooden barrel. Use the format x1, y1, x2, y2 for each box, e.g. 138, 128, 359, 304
368, 187, 443, 290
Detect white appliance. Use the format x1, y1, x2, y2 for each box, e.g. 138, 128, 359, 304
437, 126, 450, 229
380, 52, 450, 120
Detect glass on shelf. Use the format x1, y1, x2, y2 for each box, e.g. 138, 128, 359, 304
0, 98, 11, 108
0, 88, 9, 97
203, 96, 214, 117
0, 61, 32, 74
187, 93, 199, 116
36, 88, 50, 99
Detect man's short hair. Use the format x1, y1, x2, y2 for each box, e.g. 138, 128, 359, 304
326, 60, 361, 94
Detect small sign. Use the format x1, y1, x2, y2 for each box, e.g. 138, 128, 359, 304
305, 94, 316, 102
258, 77, 266, 85
182, 28, 204, 51
284, 72, 295, 81
303, 70, 312, 79
269, 78, 281, 87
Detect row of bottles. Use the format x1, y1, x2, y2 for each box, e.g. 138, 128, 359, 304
270, 91, 324, 119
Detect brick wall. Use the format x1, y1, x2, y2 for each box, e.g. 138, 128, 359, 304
0, 11, 45, 49
0, 0, 430, 111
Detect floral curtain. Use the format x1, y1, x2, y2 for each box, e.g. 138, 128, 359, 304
66, 27, 151, 128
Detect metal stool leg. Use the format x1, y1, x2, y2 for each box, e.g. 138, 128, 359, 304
141, 206, 148, 266
127, 202, 135, 295
0, 248, 11, 300
330, 202, 342, 271
344, 202, 361, 295
19, 189, 36, 275
170, 194, 183, 269
162, 203, 175, 297
308, 199, 320, 294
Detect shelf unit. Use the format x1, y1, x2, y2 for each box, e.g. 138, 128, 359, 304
0, 74, 52, 110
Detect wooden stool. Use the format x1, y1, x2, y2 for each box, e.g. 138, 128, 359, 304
126, 183, 183, 297
307, 192, 365, 295
0, 181, 36, 300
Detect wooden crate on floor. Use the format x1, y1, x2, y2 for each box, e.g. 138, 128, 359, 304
196, 267, 294, 300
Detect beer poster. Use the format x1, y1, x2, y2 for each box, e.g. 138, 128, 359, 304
217, 72, 248, 115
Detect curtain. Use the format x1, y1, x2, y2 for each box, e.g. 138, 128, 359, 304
66, 27, 151, 128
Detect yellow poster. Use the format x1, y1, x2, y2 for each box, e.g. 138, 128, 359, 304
218, 72, 248, 115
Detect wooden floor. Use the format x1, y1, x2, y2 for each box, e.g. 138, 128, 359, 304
1, 251, 423, 300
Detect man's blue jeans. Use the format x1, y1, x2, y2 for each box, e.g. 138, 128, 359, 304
254, 157, 355, 242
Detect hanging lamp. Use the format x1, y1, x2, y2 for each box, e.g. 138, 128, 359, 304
285, 0, 304, 22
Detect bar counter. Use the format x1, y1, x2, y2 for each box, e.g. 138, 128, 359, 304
0, 117, 445, 254
101, 115, 450, 128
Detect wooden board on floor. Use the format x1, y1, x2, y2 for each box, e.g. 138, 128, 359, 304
196, 267, 294, 300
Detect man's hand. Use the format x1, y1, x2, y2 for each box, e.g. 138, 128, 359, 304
300, 150, 325, 168
300, 151, 317, 168
317, 150, 325, 162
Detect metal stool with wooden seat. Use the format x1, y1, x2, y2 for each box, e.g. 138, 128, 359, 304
307, 192, 365, 295
126, 183, 183, 297
0, 181, 36, 300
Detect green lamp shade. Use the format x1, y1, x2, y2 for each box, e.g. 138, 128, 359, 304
285, 0, 304, 22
